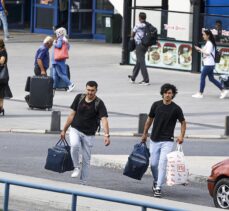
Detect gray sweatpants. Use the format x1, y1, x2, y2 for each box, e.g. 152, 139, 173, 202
132, 44, 149, 82
69, 127, 95, 183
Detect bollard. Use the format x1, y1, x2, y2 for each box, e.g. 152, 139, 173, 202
225, 116, 229, 136
50, 111, 61, 133
138, 113, 148, 135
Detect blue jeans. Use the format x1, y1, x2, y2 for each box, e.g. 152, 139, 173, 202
69, 127, 95, 183
52, 64, 71, 88
200, 65, 222, 93
150, 140, 174, 188
0, 11, 9, 39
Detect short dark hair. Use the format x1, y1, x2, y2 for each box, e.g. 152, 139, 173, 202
215, 20, 222, 25
139, 12, 146, 21
86, 81, 98, 89
160, 83, 178, 99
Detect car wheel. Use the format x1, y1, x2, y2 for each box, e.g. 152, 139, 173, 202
213, 178, 229, 209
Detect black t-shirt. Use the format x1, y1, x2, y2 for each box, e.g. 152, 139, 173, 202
149, 100, 185, 142
70, 94, 108, 135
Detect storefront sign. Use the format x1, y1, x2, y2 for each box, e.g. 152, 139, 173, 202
164, 24, 186, 31
129, 41, 192, 71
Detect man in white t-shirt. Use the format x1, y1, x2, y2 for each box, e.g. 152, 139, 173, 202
128, 12, 149, 86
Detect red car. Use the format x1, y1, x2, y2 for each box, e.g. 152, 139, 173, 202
207, 159, 229, 209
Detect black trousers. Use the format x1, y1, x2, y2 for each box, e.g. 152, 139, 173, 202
131, 44, 149, 82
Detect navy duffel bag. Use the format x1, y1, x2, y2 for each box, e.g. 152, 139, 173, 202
45, 139, 74, 173
123, 142, 150, 180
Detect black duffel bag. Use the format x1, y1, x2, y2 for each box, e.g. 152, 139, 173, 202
123, 142, 150, 180
128, 39, 136, 52
45, 139, 74, 173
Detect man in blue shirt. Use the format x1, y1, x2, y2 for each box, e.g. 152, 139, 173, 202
34, 36, 53, 76
0, 0, 10, 41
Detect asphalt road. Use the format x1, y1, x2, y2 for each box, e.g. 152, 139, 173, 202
0, 132, 228, 208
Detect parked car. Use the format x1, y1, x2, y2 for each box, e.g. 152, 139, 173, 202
207, 159, 229, 209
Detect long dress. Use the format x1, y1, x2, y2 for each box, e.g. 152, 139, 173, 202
0, 49, 12, 99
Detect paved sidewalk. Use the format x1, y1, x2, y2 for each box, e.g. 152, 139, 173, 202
0, 31, 229, 137
0, 172, 221, 211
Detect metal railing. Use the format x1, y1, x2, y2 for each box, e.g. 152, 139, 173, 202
0, 178, 188, 211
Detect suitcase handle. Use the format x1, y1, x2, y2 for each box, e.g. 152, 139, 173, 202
56, 138, 70, 146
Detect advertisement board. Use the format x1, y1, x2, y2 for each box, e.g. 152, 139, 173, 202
129, 40, 192, 71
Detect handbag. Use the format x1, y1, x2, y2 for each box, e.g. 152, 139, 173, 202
44, 139, 74, 173
128, 39, 136, 52
0, 64, 9, 84
54, 41, 69, 61
123, 142, 150, 180
166, 144, 189, 186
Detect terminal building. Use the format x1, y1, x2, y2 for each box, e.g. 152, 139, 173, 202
4, 0, 229, 73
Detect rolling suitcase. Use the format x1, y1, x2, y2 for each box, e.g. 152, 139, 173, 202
29, 76, 53, 109
50, 64, 70, 90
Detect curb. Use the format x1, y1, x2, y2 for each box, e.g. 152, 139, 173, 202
90, 156, 208, 184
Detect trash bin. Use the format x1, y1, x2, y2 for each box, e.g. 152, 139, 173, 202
105, 14, 122, 43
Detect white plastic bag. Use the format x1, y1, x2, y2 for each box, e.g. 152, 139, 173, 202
166, 144, 189, 186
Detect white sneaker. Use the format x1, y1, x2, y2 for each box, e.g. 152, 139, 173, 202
192, 92, 203, 98
67, 83, 75, 92
71, 168, 80, 178
220, 90, 228, 99
139, 81, 150, 86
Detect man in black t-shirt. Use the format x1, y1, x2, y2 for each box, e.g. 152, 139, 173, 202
142, 83, 186, 198
61, 81, 110, 184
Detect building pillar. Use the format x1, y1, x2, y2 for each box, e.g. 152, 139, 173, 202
191, 0, 201, 73
120, 0, 132, 65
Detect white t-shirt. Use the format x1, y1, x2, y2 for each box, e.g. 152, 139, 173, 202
202, 41, 215, 66
133, 22, 146, 45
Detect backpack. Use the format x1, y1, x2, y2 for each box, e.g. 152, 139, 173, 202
141, 22, 158, 47
77, 94, 101, 132
211, 48, 221, 63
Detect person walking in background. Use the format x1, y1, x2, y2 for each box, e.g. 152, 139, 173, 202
192, 29, 228, 99
52, 27, 75, 92
0, 39, 12, 115
0, 0, 10, 41
61, 81, 110, 184
53, 0, 69, 31
128, 12, 149, 86
34, 36, 53, 76
141, 83, 186, 198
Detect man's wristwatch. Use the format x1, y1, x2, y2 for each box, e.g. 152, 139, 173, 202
104, 134, 110, 138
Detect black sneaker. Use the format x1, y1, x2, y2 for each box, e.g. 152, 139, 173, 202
128, 75, 135, 83
154, 187, 161, 197
152, 182, 157, 192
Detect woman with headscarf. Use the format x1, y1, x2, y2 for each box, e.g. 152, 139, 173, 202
52, 27, 75, 92
0, 38, 12, 115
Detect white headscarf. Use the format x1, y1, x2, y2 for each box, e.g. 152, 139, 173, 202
55, 27, 69, 43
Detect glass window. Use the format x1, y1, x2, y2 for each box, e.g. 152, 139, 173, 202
71, 12, 92, 33
80, 0, 92, 9
36, 0, 54, 5
36, 8, 54, 29
96, 0, 113, 10
96, 13, 106, 34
